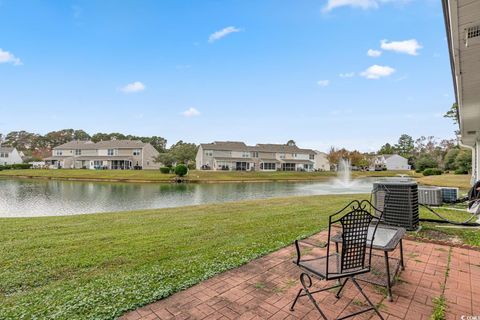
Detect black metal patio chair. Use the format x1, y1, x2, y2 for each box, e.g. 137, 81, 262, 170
290, 199, 385, 320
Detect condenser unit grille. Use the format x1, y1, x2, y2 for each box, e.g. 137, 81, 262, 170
441, 187, 459, 203
373, 181, 419, 231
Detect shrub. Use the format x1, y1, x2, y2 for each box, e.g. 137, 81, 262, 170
454, 169, 468, 174
159, 167, 171, 174
423, 168, 443, 176
11, 163, 32, 169
174, 164, 188, 177
187, 162, 196, 170
1, 165, 12, 170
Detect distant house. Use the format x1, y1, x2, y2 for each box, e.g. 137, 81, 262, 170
44, 140, 160, 170
314, 151, 330, 171
196, 141, 326, 172
372, 154, 410, 171
0, 147, 23, 165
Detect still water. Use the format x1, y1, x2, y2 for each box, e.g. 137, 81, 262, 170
0, 178, 376, 217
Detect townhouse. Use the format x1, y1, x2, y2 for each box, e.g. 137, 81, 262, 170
195, 141, 329, 172
45, 140, 160, 170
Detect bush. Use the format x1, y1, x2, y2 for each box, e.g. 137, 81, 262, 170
174, 164, 188, 177
454, 169, 468, 174
159, 167, 171, 174
11, 163, 32, 169
423, 168, 443, 176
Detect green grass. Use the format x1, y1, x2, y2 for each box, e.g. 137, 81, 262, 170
0, 171, 473, 319
0, 168, 413, 183
416, 173, 471, 191
0, 194, 364, 319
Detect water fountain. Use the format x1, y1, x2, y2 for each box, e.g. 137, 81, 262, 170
332, 158, 359, 188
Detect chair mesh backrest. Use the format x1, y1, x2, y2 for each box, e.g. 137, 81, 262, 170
339, 209, 372, 272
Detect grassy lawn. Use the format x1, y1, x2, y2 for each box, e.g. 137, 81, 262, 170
1, 193, 478, 319
416, 173, 471, 190
0, 168, 414, 183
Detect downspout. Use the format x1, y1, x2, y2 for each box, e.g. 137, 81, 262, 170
458, 136, 476, 186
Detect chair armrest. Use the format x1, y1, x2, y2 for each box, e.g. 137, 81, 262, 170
293, 239, 327, 265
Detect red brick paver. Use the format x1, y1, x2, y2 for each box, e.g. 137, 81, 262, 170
120, 232, 480, 320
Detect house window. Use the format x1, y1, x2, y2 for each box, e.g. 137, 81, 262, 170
292, 153, 297, 158
75, 149, 81, 156
0, 152, 8, 158
309, 154, 315, 160
205, 150, 213, 157
55, 150, 63, 156
279, 153, 285, 159
133, 149, 141, 156
260, 163, 276, 170
252, 151, 258, 158
108, 149, 117, 156
242, 152, 250, 158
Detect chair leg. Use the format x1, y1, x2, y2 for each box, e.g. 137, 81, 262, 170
351, 277, 385, 320
290, 273, 329, 320
290, 288, 303, 311
335, 278, 349, 299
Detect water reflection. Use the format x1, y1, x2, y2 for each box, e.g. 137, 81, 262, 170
0, 178, 376, 217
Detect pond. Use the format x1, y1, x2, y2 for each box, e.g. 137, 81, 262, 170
0, 177, 378, 217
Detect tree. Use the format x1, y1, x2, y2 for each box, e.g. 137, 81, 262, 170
395, 134, 414, 157
415, 154, 438, 172
169, 141, 197, 164
454, 149, 472, 174
443, 148, 460, 171
378, 143, 396, 155
155, 153, 175, 167
444, 103, 459, 124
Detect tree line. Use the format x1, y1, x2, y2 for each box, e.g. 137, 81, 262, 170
327, 133, 471, 174
0, 129, 200, 164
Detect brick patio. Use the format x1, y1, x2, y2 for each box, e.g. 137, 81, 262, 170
120, 231, 480, 320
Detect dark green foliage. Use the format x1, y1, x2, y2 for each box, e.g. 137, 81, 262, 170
454, 149, 472, 174
0, 164, 32, 170
174, 164, 188, 177
159, 167, 171, 174
415, 154, 438, 172
422, 168, 443, 176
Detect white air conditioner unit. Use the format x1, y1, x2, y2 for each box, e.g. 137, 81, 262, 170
418, 186, 443, 206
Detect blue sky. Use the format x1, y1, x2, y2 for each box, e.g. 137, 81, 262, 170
0, 0, 456, 151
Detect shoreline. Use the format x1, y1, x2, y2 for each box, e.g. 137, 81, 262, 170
0, 175, 402, 184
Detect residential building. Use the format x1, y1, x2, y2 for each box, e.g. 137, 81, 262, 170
0, 147, 23, 165
314, 151, 331, 171
371, 154, 410, 171
44, 140, 160, 170
443, 0, 480, 184
195, 141, 324, 171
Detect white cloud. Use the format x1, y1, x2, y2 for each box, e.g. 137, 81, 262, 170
182, 107, 201, 117
208, 26, 241, 43
323, 0, 409, 12
360, 65, 395, 79
380, 39, 422, 55
0, 48, 22, 66
339, 72, 355, 78
367, 49, 382, 57
120, 81, 145, 93
323, 0, 378, 12
317, 80, 330, 87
